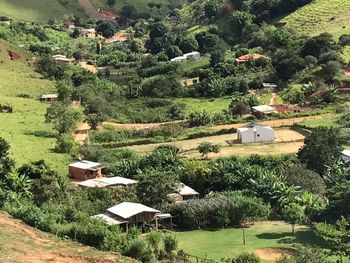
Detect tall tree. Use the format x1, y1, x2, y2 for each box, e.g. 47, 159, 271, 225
297, 127, 343, 174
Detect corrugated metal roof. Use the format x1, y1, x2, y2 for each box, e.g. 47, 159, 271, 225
176, 183, 199, 196
77, 179, 108, 188
69, 160, 102, 169
98, 176, 137, 186
107, 202, 160, 219
93, 212, 129, 225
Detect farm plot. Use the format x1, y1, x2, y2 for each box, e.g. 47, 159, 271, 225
124, 128, 305, 158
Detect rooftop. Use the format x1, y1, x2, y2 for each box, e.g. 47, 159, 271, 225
252, 105, 276, 114
98, 176, 138, 186
78, 179, 109, 188
107, 202, 160, 219
69, 160, 103, 170
41, 94, 58, 99
175, 183, 199, 196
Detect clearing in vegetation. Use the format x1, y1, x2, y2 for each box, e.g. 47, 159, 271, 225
281, 0, 350, 37
0, 40, 71, 174
124, 128, 305, 158
0, 0, 86, 22
176, 221, 324, 262
0, 211, 130, 263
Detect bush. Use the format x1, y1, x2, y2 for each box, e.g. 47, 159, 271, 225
123, 238, 156, 263
55, 134, 77, 153
163, 234, 178, 255
234, 252, 261, 263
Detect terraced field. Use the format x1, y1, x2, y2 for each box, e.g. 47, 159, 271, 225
281, 0, 350, 37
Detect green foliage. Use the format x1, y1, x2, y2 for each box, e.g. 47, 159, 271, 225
45, 103, 83, 134
55, 134, 77, 153
96, 20, 119, 38
233, 252, 261, 263
298, 127, 343, 174
315, 217, 350, 262
163, 234, 178, 255
187, 111, 212, 127
282, 203, 305, 234
197, 142, 221, 158
123, 238, 156, 263
136, 169, 178, 207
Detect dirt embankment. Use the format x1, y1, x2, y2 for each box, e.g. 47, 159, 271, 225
0, 211, 131, 263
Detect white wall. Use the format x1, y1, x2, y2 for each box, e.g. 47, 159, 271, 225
238, 126, 275, 143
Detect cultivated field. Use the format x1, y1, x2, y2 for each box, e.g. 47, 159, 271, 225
176, 221, 323, 263
281, 0, 350, 37
0, 0, 86, 22
0, 40, 71, 174
0, 212, 131, 263
124, 128, 305, 158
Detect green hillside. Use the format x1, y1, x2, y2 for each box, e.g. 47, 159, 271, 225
281, 0, 350, 37
0, 0, 86, 22
0, 40, 71, 174
91, 0, 171, 12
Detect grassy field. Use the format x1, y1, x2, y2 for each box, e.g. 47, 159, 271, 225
0, 0, 86, 22
0, 40, 71, 174
176, 221, 325, 263
281, 0, 350, 37
299, 113, 338, 128
174, 97, 231, 113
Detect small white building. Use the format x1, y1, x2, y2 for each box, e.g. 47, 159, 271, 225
263, 83, 278, 89
252, 105, 276, 115
52, 54, 72, 65
341, 150, 350, 164
170, 51, 200, 62
40, 93, 58, 103
237, 123, 275, 144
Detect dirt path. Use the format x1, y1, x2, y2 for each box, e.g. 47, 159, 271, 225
77, 0, 103, 19
80, 61, 97, 73
211, 114, 330, 131
269, 92, 277, 105
0, 212, 129, 263
103, 120, 184, 131
255, 248, 294, 261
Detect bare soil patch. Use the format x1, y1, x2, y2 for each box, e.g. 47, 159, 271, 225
7, 50, 21, 60
255, 248, 295, 261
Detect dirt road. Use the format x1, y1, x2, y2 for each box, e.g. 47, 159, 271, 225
78, 0, 103, 19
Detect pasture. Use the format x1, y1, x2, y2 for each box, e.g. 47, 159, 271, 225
281, 0, 350, 37
0, 40, 71, 174
176, 221, 324, 263
0, 0, 86, 22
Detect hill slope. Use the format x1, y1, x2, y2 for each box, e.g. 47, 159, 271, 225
0, 211, 131, 263
281, 0, 350, 37
0, 39, 71, 174
0, 0, 86, 22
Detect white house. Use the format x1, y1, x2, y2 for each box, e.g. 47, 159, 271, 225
341, 150, 350, 164
170, 51, 200, 62
237, 123, 275, 143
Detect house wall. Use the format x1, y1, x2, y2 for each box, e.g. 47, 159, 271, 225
69, 166, 100, 181
128, 212, 158, 224
238, 127, 275, 143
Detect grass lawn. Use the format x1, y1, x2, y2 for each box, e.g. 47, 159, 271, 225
176, 221, 325, 263
299, 113, 338, 128
174, 97, 231, 113
0, 0, 86, 22
0, 40, 71, 174
281, 0, 350, 37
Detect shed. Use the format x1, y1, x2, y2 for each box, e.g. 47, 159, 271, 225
341, 150, 350, 164
263, 83, 278, 89
183, 51, 200, 60
237, 123, 275, 144
52, 54, 72, 65
98, 176, 138, 188
252, 105, 276, 115
69, 160, 106, 181
168, 183, 199, 203
170, 56, 187, 62
40, 94, 58, 103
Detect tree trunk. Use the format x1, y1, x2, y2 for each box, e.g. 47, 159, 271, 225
292, 224, 295, 235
